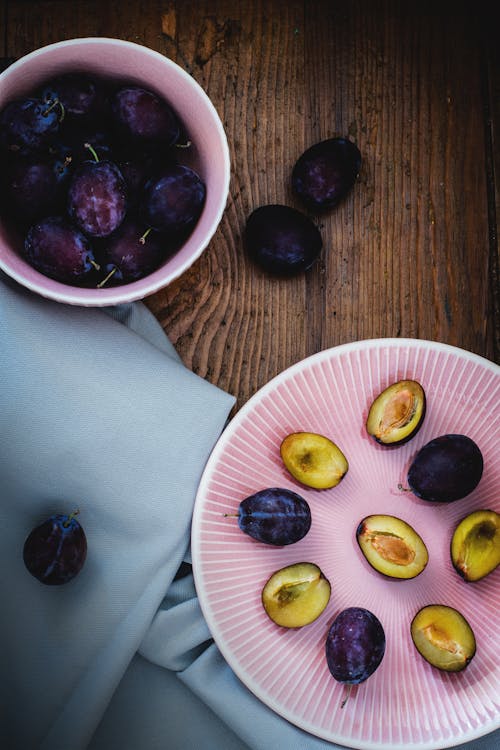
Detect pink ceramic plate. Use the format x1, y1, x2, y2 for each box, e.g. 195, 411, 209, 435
191, 339, 500, 749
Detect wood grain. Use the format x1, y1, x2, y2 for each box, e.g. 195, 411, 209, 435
3, 0, 499, 414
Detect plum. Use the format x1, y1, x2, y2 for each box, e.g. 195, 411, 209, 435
280, 432, 348, 489
142, 164, 206, 235
0, 97, 62, 154
407, 434, 483, 502
98, 217, 169, 284
325, 607, 386, 685
451, 509, 500, 582
111, 86, 180, 147
366, 380, 426, 446
356, 514, 428, 579
244, 204, 322, 276
292, 137, 361, 213
67, 157, 127, 237
23, 511, 87, 585
24, 216, 98, 284
231, 487, 311, 546
39, 73, 109, 124
5, 157, 63, 224
410, 604, 476, 672
261, 562, 331, 627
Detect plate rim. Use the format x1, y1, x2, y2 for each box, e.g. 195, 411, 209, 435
191, 338, 500, 750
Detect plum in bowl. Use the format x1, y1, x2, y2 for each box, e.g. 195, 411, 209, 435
0, 38, 230, 306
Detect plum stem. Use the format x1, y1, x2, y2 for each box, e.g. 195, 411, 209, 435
397, 483, 411, 493
84, 142, 100, 162
139, 227, 153, 245
89, 259, 101, 271
223, 513, 239, 518
175, 140, 192, 148
43, 98, 65, 121
63, 509, 80, 528
340, 684, 353, 709
97, 265, 118, 288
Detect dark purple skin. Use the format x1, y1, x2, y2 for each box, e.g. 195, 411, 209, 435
326, 607, 386, 684
100, 217, 168, 283
39, 73, 109, 124
23, 512, 87, 585
24, 216, 98, 284
111, 87, 180, 146
237, 487, 311, 546
118, 152, 156, 209
142, 164, 206, 234
292, 137, 362, 213
5, 158, 63, 223
0, 97, 62, 154
68, 159, 127, 237
407, 434, 484, 503
244, 204, 323, 276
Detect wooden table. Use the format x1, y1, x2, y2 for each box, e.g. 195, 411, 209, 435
2, 0, 499, 413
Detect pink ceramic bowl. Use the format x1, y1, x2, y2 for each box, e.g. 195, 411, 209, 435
0, 38, 230, 306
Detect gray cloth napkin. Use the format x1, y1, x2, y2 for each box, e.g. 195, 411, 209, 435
1, 273, 498, 750
0, 274, 235, 750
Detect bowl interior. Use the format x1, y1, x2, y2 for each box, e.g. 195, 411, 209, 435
0, 38, 230, 305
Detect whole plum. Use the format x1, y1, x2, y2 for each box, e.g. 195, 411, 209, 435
325, 607, 386, 685
23, 511, 87, 585
407, 434, 483, 502
244, 204, 322, 276
292, 137, 361, 213
233, 487, 311, 546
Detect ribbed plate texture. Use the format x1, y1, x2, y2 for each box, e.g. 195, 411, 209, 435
192, 339, 500, 749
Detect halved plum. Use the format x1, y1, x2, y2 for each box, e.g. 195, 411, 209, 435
366, 380, 426, 446
451, 509, 500, 582
280, 432, 348, 489
356, 514, 428, 579
262, 562, 331, 627
410, 604, 476, 672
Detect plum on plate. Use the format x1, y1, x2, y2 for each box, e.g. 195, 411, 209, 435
407, 434, 483, 502
261, 562, 331, 627
410, 604, 476, 672
356, 514, 428, 579
325, 607, 386, 685
280, 432, 348, 489
366, 379, 426, 446
23, 511, 87, 585
244, 204, 322, 276
292, 137, 361, 213
451, 509, 500, 582
232, 487, 311, 546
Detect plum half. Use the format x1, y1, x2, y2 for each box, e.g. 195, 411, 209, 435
366, 380, 426, 446
410, 604, 476, 672
233, 487, 311, 546
407, 434, 483, 502
325, 607, 386, 685
451, 510, 500, 582
261, 562, 331, 627
280, 432, 348, 489
356, 514, 428, 579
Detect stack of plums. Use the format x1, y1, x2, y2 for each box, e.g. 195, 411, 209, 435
0, 72, 206, 287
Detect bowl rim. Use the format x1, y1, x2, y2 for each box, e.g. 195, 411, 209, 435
0, 37, 231, 306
